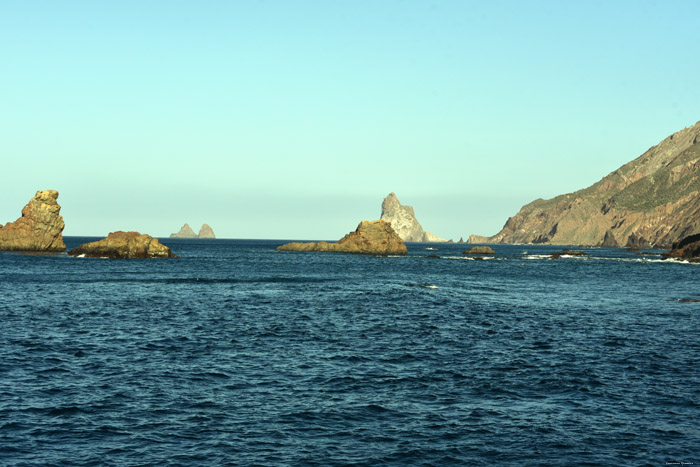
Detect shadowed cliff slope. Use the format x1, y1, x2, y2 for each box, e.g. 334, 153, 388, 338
470, 121, 700, 247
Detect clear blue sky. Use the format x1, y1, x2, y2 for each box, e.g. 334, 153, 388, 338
2, 1, 698, 239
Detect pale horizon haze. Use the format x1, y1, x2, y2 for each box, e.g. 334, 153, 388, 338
2, 1, 699, 239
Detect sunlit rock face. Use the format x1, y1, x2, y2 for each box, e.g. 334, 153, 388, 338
276, 220, 407, 255
380, 192, 446, 242
470, 120, 700, 248
69, 231, 177, 259
0, 190, 66, 252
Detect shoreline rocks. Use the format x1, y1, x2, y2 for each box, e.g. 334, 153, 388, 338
661, 233, 700, 261
276, 220, 407, 255
0, 190, 66, 252
69, 231, 177, 259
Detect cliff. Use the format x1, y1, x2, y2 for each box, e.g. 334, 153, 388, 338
380, 193, 446, 242
276, 220, 407, 255
471, 121, 700, 247
0, 190, 66, 252
69, 231, 176, 259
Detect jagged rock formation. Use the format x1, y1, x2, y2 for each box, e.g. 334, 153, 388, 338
198, 224, 216, 239
276, 220, 407, 255
0, 190, 66, 252
380, 193, 446, 242
470, 121, 700, 247
170, 223, 197, 238
69, 231, 176, 259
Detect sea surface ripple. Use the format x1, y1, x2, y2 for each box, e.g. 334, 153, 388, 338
1, 238, 698, 466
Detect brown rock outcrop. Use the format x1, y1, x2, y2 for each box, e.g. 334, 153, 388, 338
276, 220, 407, 255
0, 190, 66, 252
661, 233, 700, 260
463, 246, 496, 255
69, 231, 177, 259
470, 121, 700, 247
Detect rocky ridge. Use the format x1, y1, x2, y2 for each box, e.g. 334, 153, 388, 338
69, 231, 176, 259
380, 193, 446, 242
0, 190, 66, 251
276, 220, 407, 255
469, 121, 700, 247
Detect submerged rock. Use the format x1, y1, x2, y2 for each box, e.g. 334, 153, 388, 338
550, 249, 588, 259
0, 190, 66, 252
463, 246, 496, 255
276, 220, 407, 255
198, 224, 216, 239
69, 231, 177, 259
170, 223, 197, 238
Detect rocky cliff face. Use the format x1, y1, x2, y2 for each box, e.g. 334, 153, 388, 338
170, 223, 197, 238
276, 220, 407, 255
198, 224, 216, 239
471, 121, 700, 247
380, 193, 446, 242
69, 231, 176, 259
0, 190, 66, 251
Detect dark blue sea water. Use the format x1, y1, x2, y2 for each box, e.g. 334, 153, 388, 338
1, 238, 698, 466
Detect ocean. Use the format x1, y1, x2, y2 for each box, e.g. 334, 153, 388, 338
1, 238, 698, 466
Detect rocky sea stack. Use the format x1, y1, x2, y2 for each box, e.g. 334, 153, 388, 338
170, 223, 197, 238
380, 192, 445, 242
69, 231, 177, 259
469, 121, 700, 247
170, 223, 216, 239
277, 220, 407, 255
0, 190, 66, 252
198, 224, 216, 239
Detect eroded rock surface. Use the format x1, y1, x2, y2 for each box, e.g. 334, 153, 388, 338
69, 231, 177, 259
277, 220, 407, 255
0, 190, 66, 251
380, 193, 446, 242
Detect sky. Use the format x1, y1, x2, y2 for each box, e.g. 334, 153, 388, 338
1, 1, 699, 240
